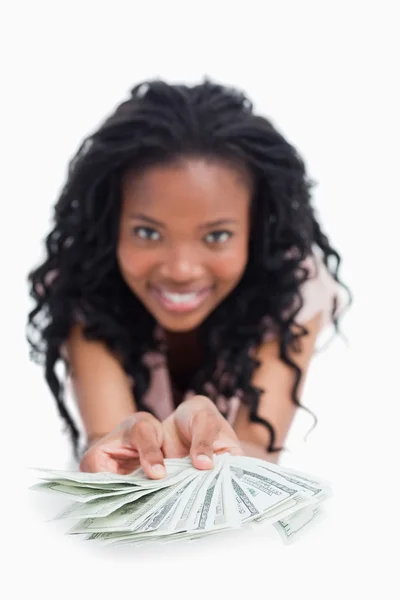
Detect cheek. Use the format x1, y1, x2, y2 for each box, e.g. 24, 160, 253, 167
117, 240, 155, 281
212, 245, 248, 283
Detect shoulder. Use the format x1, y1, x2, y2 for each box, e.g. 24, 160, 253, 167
291, 247, 346, 331
262, 248, 346, 345
257, 311, 322, 364
295, 249, 345, 330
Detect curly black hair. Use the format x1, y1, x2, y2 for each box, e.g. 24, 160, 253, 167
27, 78, 351, 460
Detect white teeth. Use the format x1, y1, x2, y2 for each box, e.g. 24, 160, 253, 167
161, 291, 199, 304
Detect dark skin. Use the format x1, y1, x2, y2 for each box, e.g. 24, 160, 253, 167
77, 157, 320, 477
117, 156, 253, 406
117, 157, 252, 335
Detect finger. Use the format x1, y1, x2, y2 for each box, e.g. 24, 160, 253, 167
190, 410, 221, 470
88, 436, 140, 461
130, 418, 166, 479
223, 445, 245, 456
80, 448, 119, 473
81, 453, 141, 475
212, 437, 245, 456
109, 458, 141, 475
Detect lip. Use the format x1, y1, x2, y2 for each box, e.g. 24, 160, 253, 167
153, 286, 209, 294
149, 285, 213, 314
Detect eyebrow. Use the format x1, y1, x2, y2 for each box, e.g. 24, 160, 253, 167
128, 214, 238, 229
128, 214, 166, 228
200, 218, 238, 229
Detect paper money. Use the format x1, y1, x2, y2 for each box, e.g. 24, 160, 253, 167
29, 453, 332, 546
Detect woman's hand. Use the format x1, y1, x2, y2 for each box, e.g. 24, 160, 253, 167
79, 412, 167, 479
80, 396, 245, 479
161, 395, 245, 470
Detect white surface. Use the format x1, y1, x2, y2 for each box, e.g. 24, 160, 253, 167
2, 1, 399, 598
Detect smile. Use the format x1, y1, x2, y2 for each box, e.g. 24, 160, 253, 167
150, 286, 212, 313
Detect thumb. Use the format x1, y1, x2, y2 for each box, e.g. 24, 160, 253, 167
128, 414, 167, 479
189, 409, 221, 470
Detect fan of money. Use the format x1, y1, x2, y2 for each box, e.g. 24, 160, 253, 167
29, 453, 332, 546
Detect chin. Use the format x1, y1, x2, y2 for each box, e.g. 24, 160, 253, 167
157, 313, 207, 332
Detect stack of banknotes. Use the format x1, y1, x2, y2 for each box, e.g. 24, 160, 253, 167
29, 453, 332, 546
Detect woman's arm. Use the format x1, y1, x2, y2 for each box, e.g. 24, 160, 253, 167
232, 312, 322, 463
66, 324, 137, 446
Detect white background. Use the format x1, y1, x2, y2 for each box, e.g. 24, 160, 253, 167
2, 1, 399, 598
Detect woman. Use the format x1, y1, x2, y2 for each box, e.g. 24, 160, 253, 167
27, 78, 350, 480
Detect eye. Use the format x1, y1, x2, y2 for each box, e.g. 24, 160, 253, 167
203, 230, 233, 245
132, 226, 161, 241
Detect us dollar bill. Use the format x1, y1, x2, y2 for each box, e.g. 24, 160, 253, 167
30, 453, 331, 546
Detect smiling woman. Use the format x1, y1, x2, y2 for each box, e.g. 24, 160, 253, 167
117, 159, 251, 332
26, 78, 351, 477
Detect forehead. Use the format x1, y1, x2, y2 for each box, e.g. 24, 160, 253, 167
121, 158, 252, 220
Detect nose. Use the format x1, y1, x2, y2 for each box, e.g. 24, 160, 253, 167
159, 245, 204, 282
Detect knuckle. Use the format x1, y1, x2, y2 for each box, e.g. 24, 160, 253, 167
134, 418, 150, 431
134, 418, 155, 436
194, 409, 220, 432
135, 413, 160, 433
192, 395, 215, 409
142, 447, 163, 461
127, 412, 158, 430
79, 449, 98, 472
195, 439, 214, 453
133, 421, 162, 454
135, 411, 156, 421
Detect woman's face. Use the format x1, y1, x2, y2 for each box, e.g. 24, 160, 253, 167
118, 157, 252, 332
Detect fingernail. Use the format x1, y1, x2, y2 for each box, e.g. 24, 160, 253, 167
151, 464, 166, 477
197, 454, 212, 463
